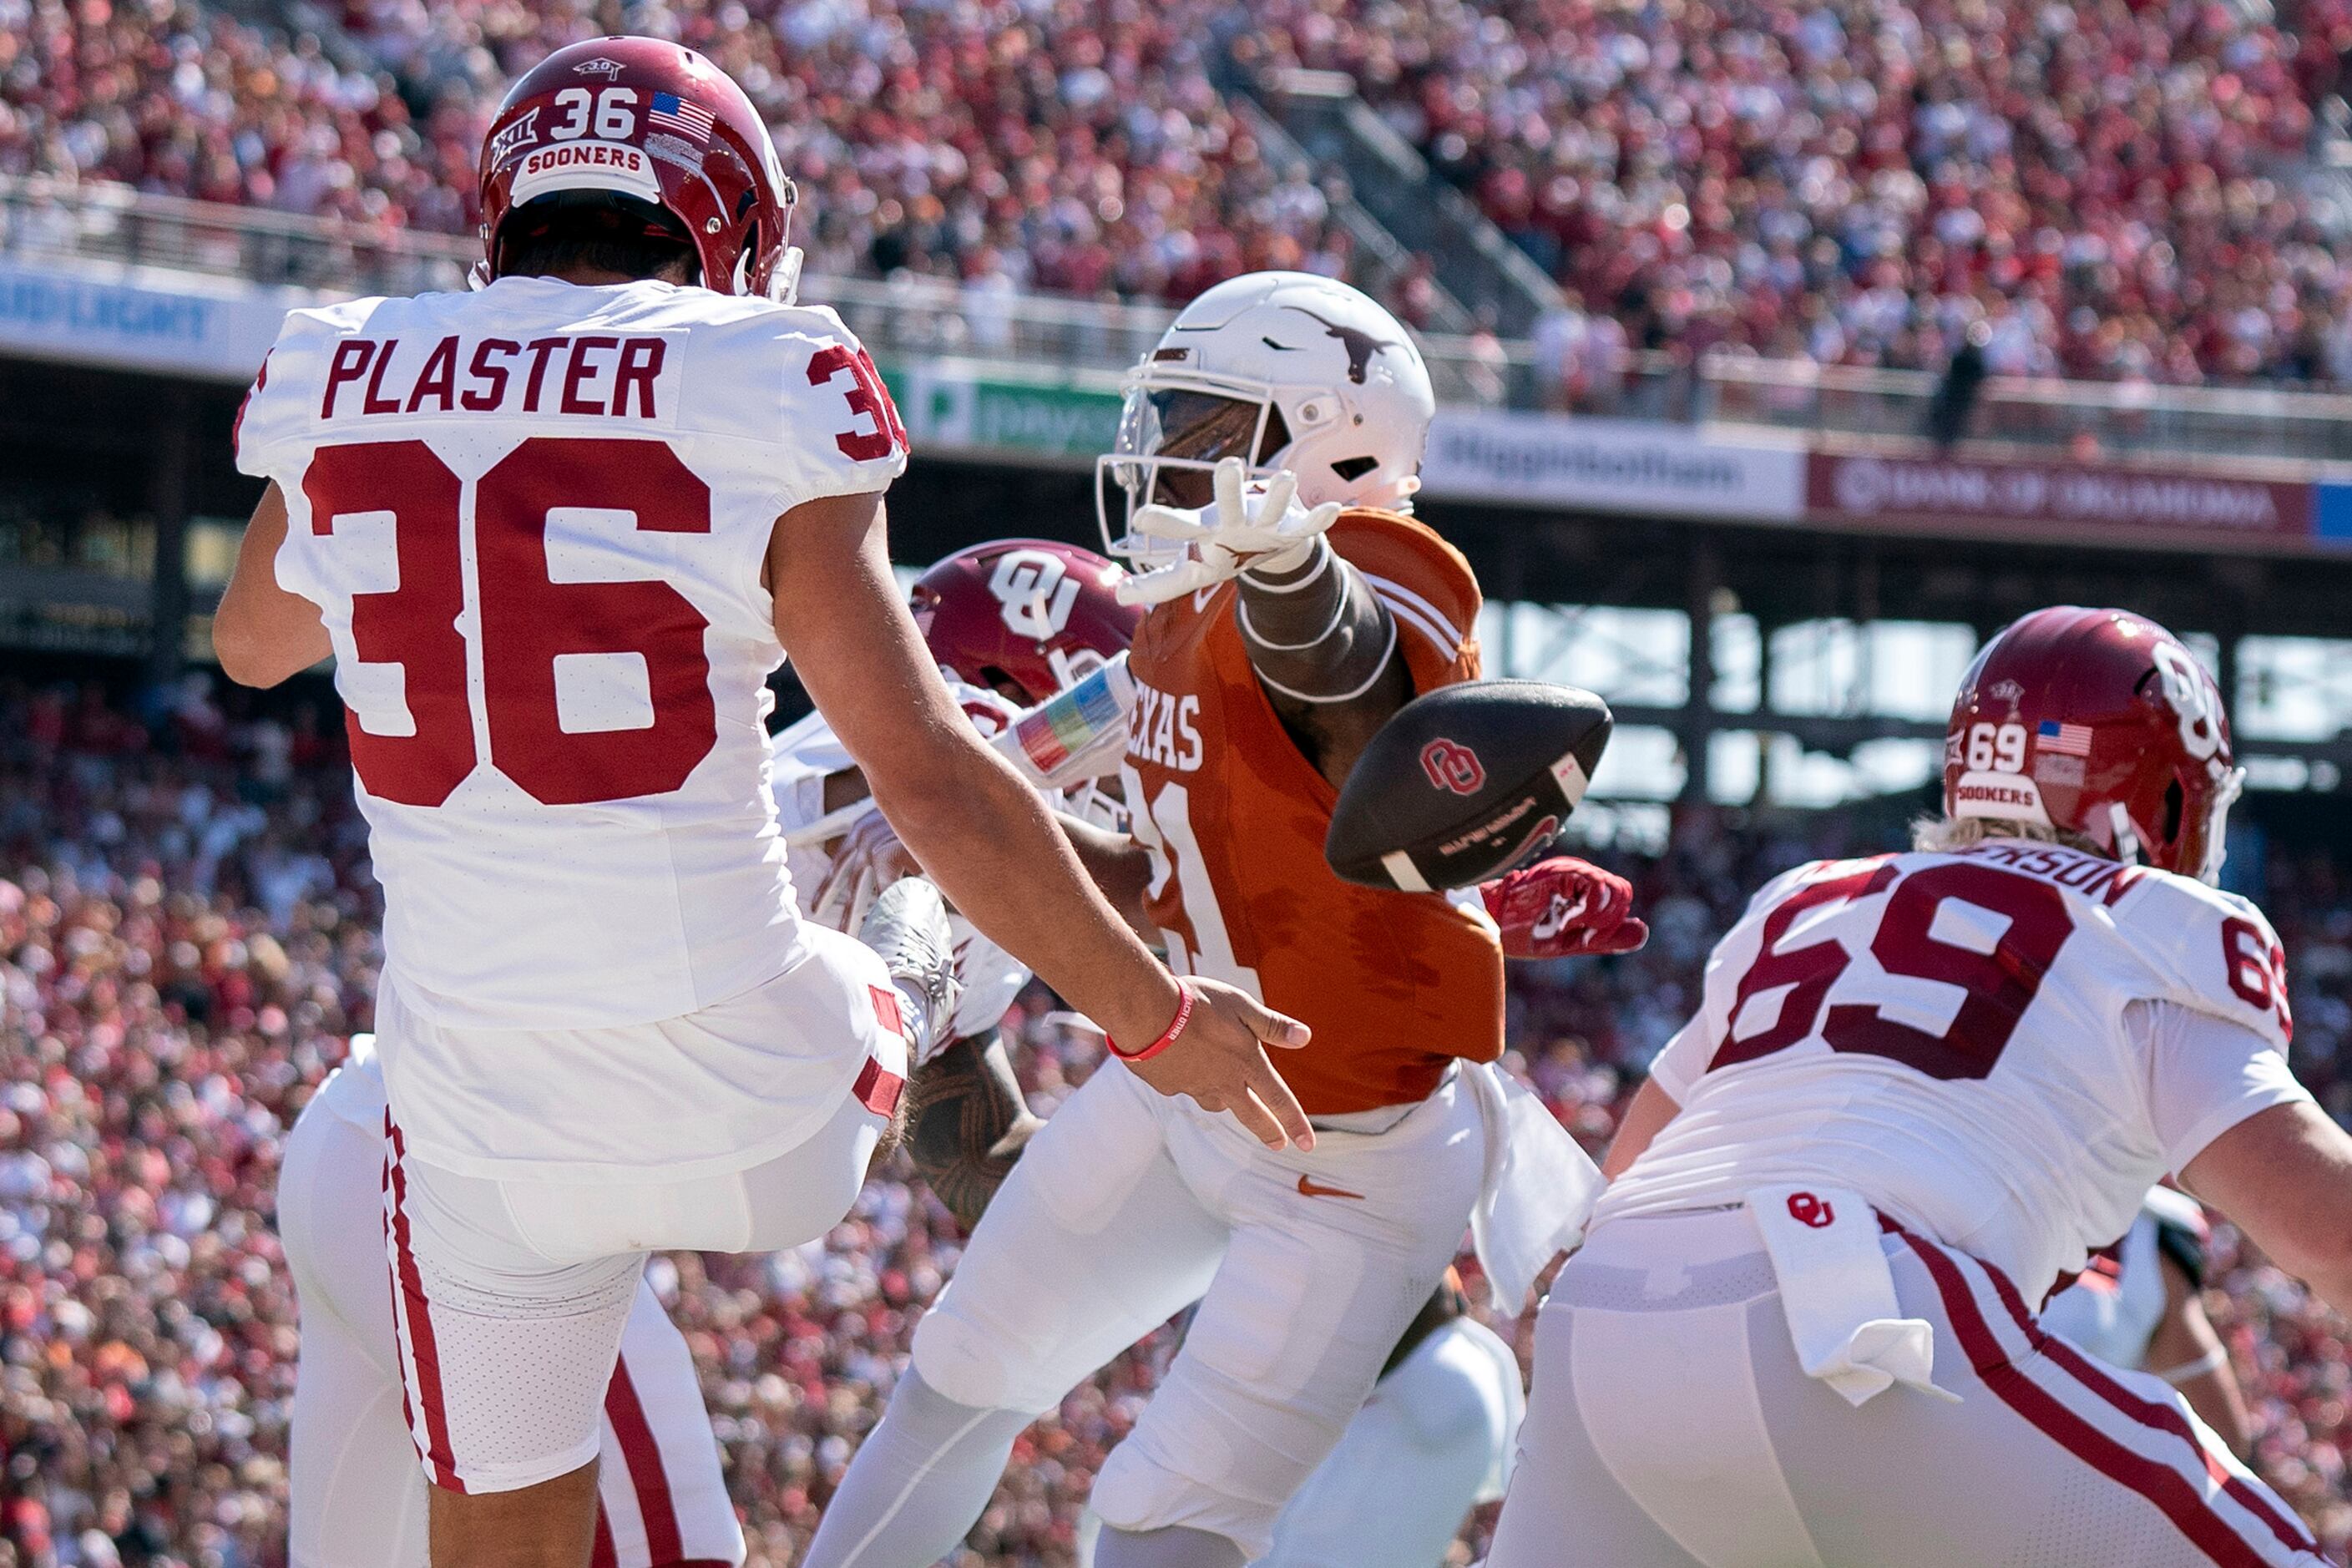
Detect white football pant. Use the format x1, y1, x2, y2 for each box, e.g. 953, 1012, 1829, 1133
277, 1088, 745, 1566
848, 1057, 1487, 1561
1486, 1208, 2322, 1568
1255, 1312, 1523, 1568
370, 928, 905, 1495
1072, 1309, 1525, 1568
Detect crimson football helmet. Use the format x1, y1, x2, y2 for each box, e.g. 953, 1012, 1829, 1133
909, 539, 1140, 705
477, 36, 800, 301
1944, 606, 2244, 883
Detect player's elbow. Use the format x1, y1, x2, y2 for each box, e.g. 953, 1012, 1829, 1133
212, 616, 295, 689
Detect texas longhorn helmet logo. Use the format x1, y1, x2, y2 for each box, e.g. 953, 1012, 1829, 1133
1420, 737, 1485, 797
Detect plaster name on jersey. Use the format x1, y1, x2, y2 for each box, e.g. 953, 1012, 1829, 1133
318, 333, 670, 421
1958, 838, 2143, 906
1128, 676, 1201, 771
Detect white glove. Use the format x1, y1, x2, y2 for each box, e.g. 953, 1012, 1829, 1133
1115, 458, 1343, 609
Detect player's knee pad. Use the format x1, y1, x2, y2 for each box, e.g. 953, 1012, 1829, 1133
908, 1291, 1044, 1414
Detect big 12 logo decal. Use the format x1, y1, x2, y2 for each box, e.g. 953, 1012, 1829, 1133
989, 549, 1080, 640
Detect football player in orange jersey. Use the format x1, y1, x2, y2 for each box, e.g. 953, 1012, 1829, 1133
804, 273, 1643, 1568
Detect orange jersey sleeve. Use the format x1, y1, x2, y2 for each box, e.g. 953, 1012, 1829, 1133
1325, 508, 1485, 692
1122, 508, 1504, 1115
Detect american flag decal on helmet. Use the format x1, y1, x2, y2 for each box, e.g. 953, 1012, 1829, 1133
2037, 720, 2094, 756
649, 91, 714, 142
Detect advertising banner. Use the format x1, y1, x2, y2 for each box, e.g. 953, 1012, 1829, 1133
0, 255, 296, 382
1807, 450, 2317, 548
887, 360, 1123, 462
1419, 407, 1806, 520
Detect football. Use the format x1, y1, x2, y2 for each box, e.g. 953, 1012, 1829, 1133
1325, 680, 1613, 892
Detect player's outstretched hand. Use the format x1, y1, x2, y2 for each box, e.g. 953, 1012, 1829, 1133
1481, 855, 1650, 959
1116, 458, 1343, 608
1125, 977, 1317, 1152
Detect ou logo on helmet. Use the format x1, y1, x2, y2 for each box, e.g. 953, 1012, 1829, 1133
989, 550, 1080, 640
1420, 738, 1485, 796
2151, 640, 2223, 761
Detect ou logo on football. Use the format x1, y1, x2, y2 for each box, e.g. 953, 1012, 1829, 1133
989, 550, 1080, 640
1786, 1191, 1835, 1229
1420, 738, 1485, 796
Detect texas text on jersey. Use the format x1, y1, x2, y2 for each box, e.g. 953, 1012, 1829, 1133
1123, 505, 1505, 1115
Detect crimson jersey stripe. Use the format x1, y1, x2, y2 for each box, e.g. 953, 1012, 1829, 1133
605, 1358, 685, 1562
1896, 1227, 2294, 1567
384, 1115, 464, 1492
853, 1056, 905, 1117
591, 1505, 619, 1568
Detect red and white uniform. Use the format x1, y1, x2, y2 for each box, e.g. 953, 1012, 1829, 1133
241, 276, 914, 1495
236, 276, 909, 1180
278, 1040, 744, 1568
1489, 842, 2321, 1568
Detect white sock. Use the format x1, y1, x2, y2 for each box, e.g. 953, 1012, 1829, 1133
801, 1368, 1034, 1568
1095, 1525, 1247, 1568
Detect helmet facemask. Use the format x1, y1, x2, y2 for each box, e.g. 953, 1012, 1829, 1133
1096, 372, 1293, 568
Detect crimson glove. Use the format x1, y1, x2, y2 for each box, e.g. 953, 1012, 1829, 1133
1480, 856, 1649, 959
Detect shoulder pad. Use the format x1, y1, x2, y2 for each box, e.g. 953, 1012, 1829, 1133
2112, 871, 2292, 1053
233, 297, 395, 476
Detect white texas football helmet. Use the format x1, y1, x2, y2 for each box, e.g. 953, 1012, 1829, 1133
1098, 271, 1437, 567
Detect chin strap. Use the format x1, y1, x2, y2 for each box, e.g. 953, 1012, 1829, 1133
2107, 802, 2142, 866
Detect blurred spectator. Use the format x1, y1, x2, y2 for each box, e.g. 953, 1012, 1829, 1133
1925, 318, 1992, 450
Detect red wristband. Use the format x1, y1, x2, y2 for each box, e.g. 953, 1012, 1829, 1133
1109, 978, 1196, 1063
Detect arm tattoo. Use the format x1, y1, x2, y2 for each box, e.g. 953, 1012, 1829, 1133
905, 1029, 1043, 1232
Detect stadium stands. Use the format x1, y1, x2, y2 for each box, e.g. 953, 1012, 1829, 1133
2, 681, 2349, 1565
13, 0, 2352, 381
1246, 0, 2352, 384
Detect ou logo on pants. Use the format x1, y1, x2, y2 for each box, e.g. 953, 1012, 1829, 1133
989, 550, 1081, 640
1420, 737, 1485, 796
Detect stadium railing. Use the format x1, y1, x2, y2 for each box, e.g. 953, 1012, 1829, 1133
9, 175, 2352, 463
1704, 356, 2352, 468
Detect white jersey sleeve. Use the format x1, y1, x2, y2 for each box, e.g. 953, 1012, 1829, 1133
2132, 999, 2309, 1174
2117, 876, 2294, 1055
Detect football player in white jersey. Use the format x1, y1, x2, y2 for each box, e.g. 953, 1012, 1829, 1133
213, 37, 1313, 1566
1485, 605, 2345, 1568
2042, 1187, 2253, 1456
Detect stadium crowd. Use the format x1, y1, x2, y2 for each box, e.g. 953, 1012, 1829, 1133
1248, 0, 2352, 384
14, 0, 2352, 382
1, 676, 2350, 1566
0, 0, 1367, 310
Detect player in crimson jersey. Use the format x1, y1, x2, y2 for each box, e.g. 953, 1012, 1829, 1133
804, 273, 1641, 1568
214, 38, 1313, 1566
1486, 606, 2347, 1567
